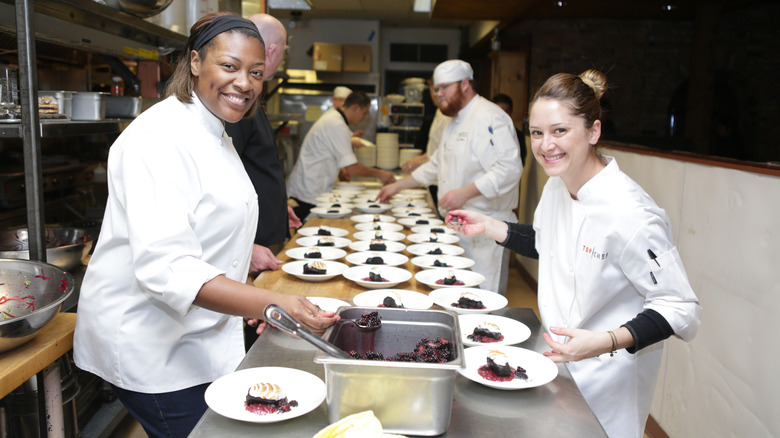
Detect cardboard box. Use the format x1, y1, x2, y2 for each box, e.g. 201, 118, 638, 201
312, 42, 342, 72
343, 44, 371, 72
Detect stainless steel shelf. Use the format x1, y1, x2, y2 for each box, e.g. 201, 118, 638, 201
0, 119, 130, 138
0, 0, 186, 56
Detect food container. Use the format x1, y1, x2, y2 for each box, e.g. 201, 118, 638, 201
38, 90, 73, 118
314, 307, 465, 436
0, 227, 97, 271
71, 91, 108, 120
105, 96, 141, 118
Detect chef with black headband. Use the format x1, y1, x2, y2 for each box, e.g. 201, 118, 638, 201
73, 13, 339, 438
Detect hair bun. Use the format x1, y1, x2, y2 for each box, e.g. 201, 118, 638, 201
579, 69, 607, 99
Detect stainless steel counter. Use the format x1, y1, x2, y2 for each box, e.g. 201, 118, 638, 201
189, 308, 607, 437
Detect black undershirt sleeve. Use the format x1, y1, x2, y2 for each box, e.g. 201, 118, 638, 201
622, 309, 675, 354
498, 222, 539, 259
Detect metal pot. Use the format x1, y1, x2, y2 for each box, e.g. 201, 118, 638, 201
0, 227, 97, 271
0, 259, 75, 353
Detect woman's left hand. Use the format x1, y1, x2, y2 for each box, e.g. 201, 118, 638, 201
542, 326, 613, 363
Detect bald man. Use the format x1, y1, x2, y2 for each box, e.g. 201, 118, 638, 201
226, 14, 298, 278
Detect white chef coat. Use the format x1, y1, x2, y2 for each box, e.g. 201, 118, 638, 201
413, 95, 522, 292
533, 157, 701, 438
287, 109, 358, 205
74, 95, 259, 393
425, 108, 450, 157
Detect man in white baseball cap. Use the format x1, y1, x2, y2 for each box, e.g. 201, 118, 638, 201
378, 59, 523, 295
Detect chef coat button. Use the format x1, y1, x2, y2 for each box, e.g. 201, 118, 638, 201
232, 261, 239, 267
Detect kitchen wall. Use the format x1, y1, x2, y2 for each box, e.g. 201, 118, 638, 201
516, 145, 780, 437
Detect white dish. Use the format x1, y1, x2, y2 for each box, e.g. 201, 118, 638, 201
349, 240, 406, 253
306, 296, 351, 313
394, 212, 437, 220
406, 243, 465, 257
411, 225, 457, 235
390, 199, 428, 208
350, 214, 396, 223
355, 203, 393, 214
322, 190, 360, 198
342, 265, 413, 289
315, 194, 351, 203
309, 207, 353, 219
458, 346, 558, 390
345, 251, 409, 267
295, 236, 352, 249
285, 247, 347, 261
204, 367, 325, 423
391, 206, 433, 215
352, 289, 433, 309
353, 230, 407, 242
398, 217, 444, 228
458, 314, 532, 347
314, 202, 355, 211
406, 232, 460, 245
428, 288, 508, 314
399, 188, 428, 197
410, 255, 475, 270
354, 222, 404, 232
282, 260, 349, 282
415, 269, 485, 289
295, 226, 349, 237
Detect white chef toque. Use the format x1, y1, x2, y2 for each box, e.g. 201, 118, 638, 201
433, 60, 474, 86
333, 86, 352, 98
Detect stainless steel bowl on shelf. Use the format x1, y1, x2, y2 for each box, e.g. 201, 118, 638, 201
0, 227, 97, 271
0, 259, 75, 353
107, 0, 175, 18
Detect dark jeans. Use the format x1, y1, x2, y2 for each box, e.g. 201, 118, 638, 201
290, 197, 314, 223
110, 383, 210, 438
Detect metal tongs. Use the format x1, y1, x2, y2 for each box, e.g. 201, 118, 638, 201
263, 304, 352, 359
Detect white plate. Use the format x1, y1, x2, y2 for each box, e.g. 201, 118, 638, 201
204, 367, 325, 423
343, 265, 413, 289
349, 240, 407, 253
410, 225, 457, 235
306, 296, 351, 313
458, 346, 558, 390
345, 251, 409, 267
315, 195, 352, 203
398, 217, 444, 228
399, 188, 428, 196
295, 226, 349, 237
406, 243, 465, 256
314, 202, 355, 211
352, 289, 433, 309
281, 260, 349, 282
353, 230, 407, 242
458, 314, 532, 347
354, 222, 404, 232
410, 255, 475, 270
295, 236, 352, 248
355, 203, 393, 214
350, 214, 396, 223
406, 233, 460, 245
390, 199, 428, 208
321, 191, 360, 198
429, 288, 508, 314
415, 269, 485, 289
394, 212, 437, 220
285, 247, 347, 261
309, 207, 353, 219
391, 206, 433, 215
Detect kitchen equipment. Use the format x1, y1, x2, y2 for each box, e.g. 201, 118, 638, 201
375, 133, 399, 170
38, 90, 73, 119
314, 307, 465, 436
0, 61, 19, 118
388, 103, 424, 146
0, 259, 75, 353
104, 96, 141, 118
263, 305, 352, 359
71, 92, 108, 121
0, 227, 97, 271
114, 0, 175, 18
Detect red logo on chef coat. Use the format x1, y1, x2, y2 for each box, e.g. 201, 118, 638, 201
582, 245, 608, 260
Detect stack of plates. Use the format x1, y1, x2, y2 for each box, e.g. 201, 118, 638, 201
355, 140, 376, 167
399, 148, 422, 167
376, 133, 399, 170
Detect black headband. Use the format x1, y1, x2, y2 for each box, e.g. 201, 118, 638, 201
192, 15, 258, 51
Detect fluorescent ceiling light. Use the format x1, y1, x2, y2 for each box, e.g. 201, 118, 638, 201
413, 0, 431, 13
269, 0, 312, 10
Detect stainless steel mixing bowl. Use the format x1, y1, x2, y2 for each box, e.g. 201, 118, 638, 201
115, 0, 175, 18
0, 227, 97, 271
0, 259, 75, 353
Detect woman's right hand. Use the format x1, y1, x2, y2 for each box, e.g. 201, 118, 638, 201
446, 210, 509, 242
277, 294, 340, 334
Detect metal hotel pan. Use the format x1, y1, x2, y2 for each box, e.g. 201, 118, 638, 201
314, 307, 465, 436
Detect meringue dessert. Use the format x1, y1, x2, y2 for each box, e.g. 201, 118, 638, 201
303, 260, 327, 275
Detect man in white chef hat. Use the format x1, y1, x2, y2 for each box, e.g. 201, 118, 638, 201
378, 59, 523, 294
331, 86, 352, 109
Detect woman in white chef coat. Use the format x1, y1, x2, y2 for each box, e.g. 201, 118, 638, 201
445, 69, 701, 438
73, 13, 339, 438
